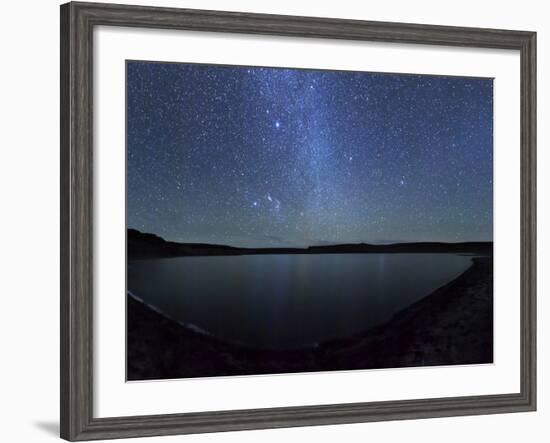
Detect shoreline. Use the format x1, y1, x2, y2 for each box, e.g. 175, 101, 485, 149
320, 257, 493, 369
127, 256, 493, 380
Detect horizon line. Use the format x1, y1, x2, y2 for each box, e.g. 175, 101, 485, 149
127, 227, 493, 250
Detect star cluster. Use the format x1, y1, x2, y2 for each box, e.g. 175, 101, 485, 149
127, 61, 493, 247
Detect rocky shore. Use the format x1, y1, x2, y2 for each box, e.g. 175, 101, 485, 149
127, 257, 493, 381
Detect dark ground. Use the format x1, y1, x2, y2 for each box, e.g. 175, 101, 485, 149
127, 257, 493, 381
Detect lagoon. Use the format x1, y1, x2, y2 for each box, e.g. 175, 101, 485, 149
127, 253, 471, 350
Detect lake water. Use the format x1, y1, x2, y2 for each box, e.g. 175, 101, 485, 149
128, 253, 471, 350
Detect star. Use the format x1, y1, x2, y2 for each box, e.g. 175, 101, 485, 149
127, 60, 493, 247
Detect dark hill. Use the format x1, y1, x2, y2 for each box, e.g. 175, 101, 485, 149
127, 228, 493, 259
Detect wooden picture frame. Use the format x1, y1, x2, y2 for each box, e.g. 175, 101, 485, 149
60, 1, 536, 440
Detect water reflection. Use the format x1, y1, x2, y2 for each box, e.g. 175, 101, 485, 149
128, 253, 471, 350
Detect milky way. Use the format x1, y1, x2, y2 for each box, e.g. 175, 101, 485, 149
127, 61, 493, 248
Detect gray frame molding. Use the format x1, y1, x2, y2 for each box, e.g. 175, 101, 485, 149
60, 2, 536, 441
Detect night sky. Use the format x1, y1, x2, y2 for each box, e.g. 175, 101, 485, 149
127, 61, 493, 248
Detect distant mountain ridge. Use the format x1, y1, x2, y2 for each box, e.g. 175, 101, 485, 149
128, 228, 493, 259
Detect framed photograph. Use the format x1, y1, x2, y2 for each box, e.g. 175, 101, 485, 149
60, 1, 536, 440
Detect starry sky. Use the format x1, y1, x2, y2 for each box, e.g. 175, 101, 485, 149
127, 61, 493, 248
